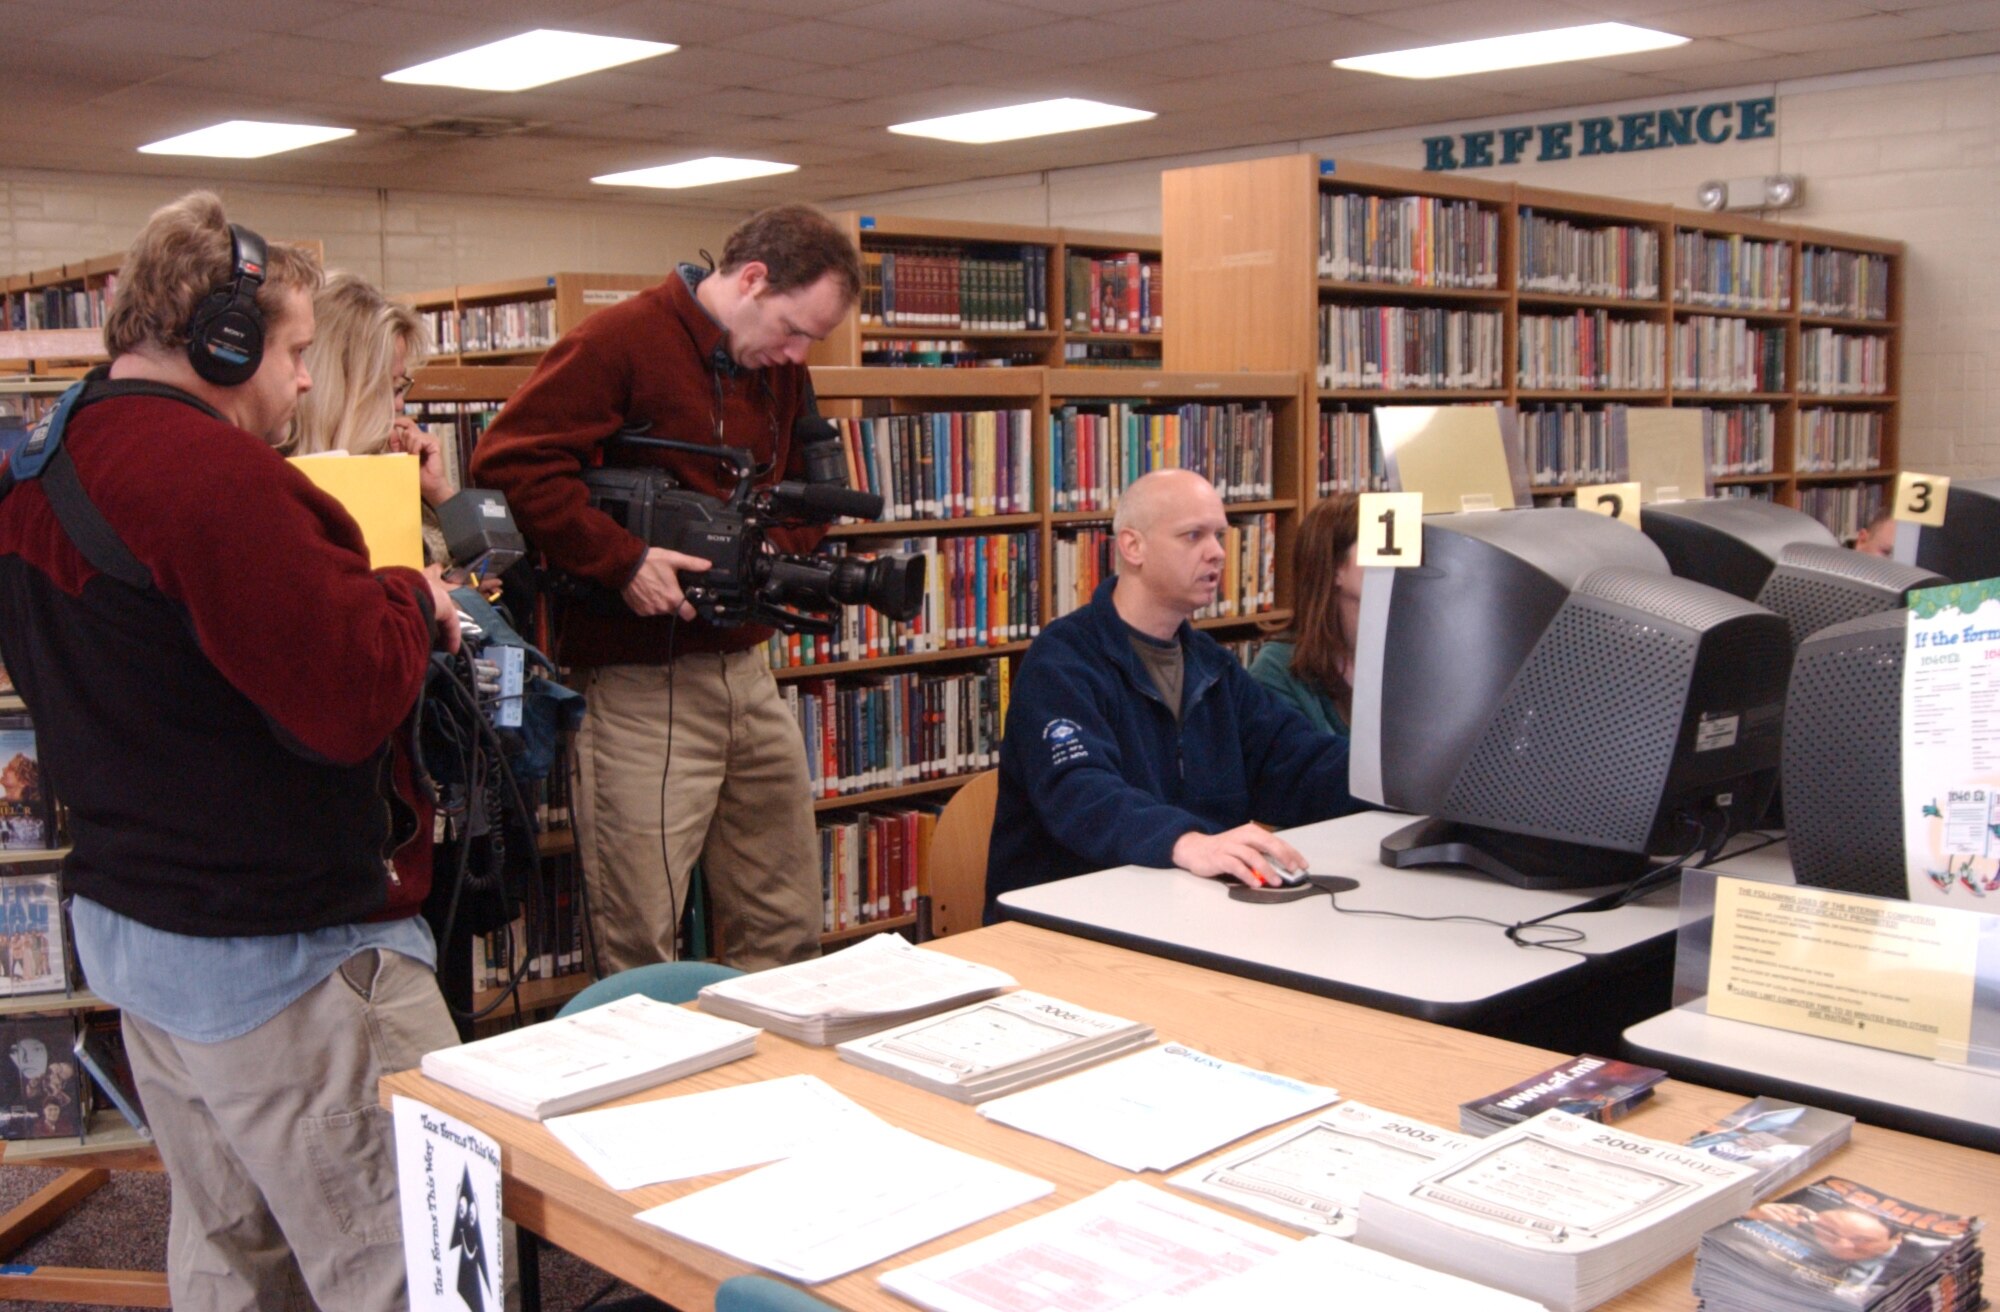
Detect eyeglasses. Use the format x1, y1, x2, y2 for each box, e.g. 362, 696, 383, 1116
393, 374, 416, 399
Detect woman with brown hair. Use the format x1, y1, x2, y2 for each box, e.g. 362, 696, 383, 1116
1250, 492, 1362, 736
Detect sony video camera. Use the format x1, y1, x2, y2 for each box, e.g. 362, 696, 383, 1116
581, 415, 926, 635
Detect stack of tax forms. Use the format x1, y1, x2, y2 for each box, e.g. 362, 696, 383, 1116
1692, 1176, 1984, 1312
1357, 1109, 1762, 1312
835, 990, 1153, 1102
418, 995, 759, 1120
696, 933, 1015, 1045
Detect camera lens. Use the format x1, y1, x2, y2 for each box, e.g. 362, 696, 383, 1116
828, 552, 926, 622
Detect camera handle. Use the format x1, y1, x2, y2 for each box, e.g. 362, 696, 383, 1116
610, 428, 759, 506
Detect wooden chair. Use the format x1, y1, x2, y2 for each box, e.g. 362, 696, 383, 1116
918, 769, 998, 940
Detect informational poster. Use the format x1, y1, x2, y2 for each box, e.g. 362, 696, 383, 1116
1621, 408, 1710, 503
394, 1095, 505, 1312
1901, 579, 2000, 906
1374, 406, 1524, 516
1705, 879, 1979, 1061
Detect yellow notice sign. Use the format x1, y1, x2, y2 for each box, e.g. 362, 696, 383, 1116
1576, 481, 1642, 528
287, 452, 424, 571
1706, 878, 1980, 1061
1892, 470, 1950, 527
1373, 406, 1517, 517
1624, 408, 1708, 504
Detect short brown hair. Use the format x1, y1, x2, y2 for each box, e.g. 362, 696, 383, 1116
718, 204, 862, 302
102, 191, 323, 359
1289, 492, 1361, 693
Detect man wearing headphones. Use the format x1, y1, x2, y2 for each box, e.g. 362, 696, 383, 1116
472, 205, 860, 974
0, 192, 462, 1309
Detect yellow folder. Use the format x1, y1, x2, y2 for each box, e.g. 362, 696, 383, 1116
287, 452, 424, 571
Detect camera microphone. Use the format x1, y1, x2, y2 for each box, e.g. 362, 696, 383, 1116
774, 481, 884, 522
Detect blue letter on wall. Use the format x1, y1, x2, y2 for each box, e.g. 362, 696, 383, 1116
1737, 96, 1776, 140
1425, 136, 1459, 170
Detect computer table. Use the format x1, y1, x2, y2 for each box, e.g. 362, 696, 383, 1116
380, 923, 1996, 1312
996, 810, 1794, 1050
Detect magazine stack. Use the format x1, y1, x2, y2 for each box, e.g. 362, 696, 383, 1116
697, 933, 1015, 1045
836, 990, 1153, 1102
1693, 1177, 1984, 1312
1459, 1054, 1667, 1136
1356, 1109, 1761, 1312
1684, 1097, 1855, 1198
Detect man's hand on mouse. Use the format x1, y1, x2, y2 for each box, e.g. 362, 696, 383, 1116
1172, 824, 1308, 887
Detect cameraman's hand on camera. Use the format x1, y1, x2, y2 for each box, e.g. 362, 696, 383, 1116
422, 564, 463, 654
623, 547, 713, 621
387, 417, 452, 506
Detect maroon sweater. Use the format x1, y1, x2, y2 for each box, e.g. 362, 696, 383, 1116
0, 393, 438, 935
471, 270, 825, 667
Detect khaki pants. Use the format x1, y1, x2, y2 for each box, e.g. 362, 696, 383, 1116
122, 949, 461, 1312
574, 650, 821, 973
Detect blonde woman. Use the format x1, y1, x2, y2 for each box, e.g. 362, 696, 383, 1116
288, 271, 452, 507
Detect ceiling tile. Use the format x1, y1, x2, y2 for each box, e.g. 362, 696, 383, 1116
1358, 0, 1605, 42
1730, 10, 1952, 51
969, 16, 1194, 62
834, 0, 1057, 41
45, 13, 264, 59
707, 19, 937, 64
1127, 0, 1329, 37
1653, 0, 1878, 40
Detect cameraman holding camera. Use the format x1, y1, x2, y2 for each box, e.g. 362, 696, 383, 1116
0, 193, 462, 1307
471, 205, 861, 973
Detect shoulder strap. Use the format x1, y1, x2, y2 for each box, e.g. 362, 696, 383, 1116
10, 377, 228, 591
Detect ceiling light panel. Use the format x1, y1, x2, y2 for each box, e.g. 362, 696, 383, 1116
888, 98, 1155, 144
1334, 23, 1688, 80
384, 30, 677, 93
592, 157, 799, 189
138, 120, 355, 158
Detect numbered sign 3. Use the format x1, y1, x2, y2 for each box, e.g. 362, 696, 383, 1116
1892, 471, 1949, 527
1576, 481, 1642, 529
1357, 492, 1425, 568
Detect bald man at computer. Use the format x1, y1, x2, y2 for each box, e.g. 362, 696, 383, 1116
986, 469, 1362, 918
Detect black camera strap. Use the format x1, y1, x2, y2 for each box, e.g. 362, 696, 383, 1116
3, 377, 225, 591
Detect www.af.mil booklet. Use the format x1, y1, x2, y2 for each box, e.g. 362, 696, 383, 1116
1168, 1100, 1474, 1237
696, 932, 1016, 1045
1357, 1108, 1761, 1312
836, 989, 1153, 1102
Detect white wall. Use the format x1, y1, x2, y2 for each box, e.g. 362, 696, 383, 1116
833, 56, 2000, 479
0, 167, 740, 295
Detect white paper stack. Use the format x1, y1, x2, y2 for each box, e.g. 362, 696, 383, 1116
1168, 1100, 1475, 1237
1356, 1108, 1761, 1312
976, 1043, 1338, 1172
418, 994, 759, 1120
836, 990, 1154, 1102
881, 1181, 1296, 1312
635, 1126, 1052, 1284
1127, 1234, 1551, 1311
697, 933, 1016, 1045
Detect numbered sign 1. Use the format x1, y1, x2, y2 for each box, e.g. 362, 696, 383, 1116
1357, 492, 1424, 568
1892, 471, 1950, 527
1575, 481, 1642, 529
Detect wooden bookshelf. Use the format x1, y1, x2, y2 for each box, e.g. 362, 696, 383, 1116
1162, 154, 1905, 539
396, 271, 662, 365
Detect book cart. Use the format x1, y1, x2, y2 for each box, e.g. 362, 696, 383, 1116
1160, 154, 1903, 538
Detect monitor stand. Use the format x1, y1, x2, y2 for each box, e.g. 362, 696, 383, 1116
1381, 817, 1652, 890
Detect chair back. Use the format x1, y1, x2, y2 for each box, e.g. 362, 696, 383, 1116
920, 769, 997, 940
556, 960, 744, 1018
715, 1274, 838, 1311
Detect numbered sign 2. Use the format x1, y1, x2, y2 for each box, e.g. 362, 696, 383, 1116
1357, 492, 1425, 568
1892, 471, 1949, 527
1575, 481, 1642, 529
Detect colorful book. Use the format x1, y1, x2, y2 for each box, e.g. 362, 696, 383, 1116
0, 870, 66, 996
0, 1014, 85, 1140
1685, 1096, 1855, 1197
0, 716, 53, 850
1458, 1053, 1667, 1136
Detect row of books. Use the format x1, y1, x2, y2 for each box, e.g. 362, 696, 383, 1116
831, 408, 1035, 522
1800, 245, 1892, 320
417, 402, 503, 496
1717, 483, 1776, 502
1318, 192, 1502, 289
858, 340, 1044, 368
456, 299, 558, 354
1798, 327, 1891, 396
1800, 481, 1886, 542
816, 805, 933, 934
1673, 317, 1787, 394
1318, 304, 1506, 390
1048, 400, 1277, 511
861, 245, 1052, 332
1316, 407, 1390, 495
5, 277, 117, 331
782, 658, 1008, 801
471, 848, 586, 995
1517, 404, 1620, 487
1064, 251, 1162, 334
1048, 514, 1277, 621
1703, 402, 1778, 475
1798, 407, 1884, 472
1517, 210, 1661, 301
1060, 341, 1161, 368
1674, 231, 1792, 311
1516, 311, 1667, 391
766, 533, 1041, 668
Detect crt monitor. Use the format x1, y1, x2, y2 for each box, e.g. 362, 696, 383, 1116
1914, 475, 2000, 582
1349, 507, 1792, 889
1639, 497, 1944, 654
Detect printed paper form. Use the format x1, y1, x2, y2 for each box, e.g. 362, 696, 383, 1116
880, 1180, 1294, 1312
976, 1044, 1338, 1172
635, 1127, 1052, 1285
1127, 1235, 1547, 1312
543, 1075, 889, 1192
419, 995, 756, 1104
1168, 1101, 1472, 1237
700, 933, 1016, 1020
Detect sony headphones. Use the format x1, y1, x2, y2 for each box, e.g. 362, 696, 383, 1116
185, 222, 268, 387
